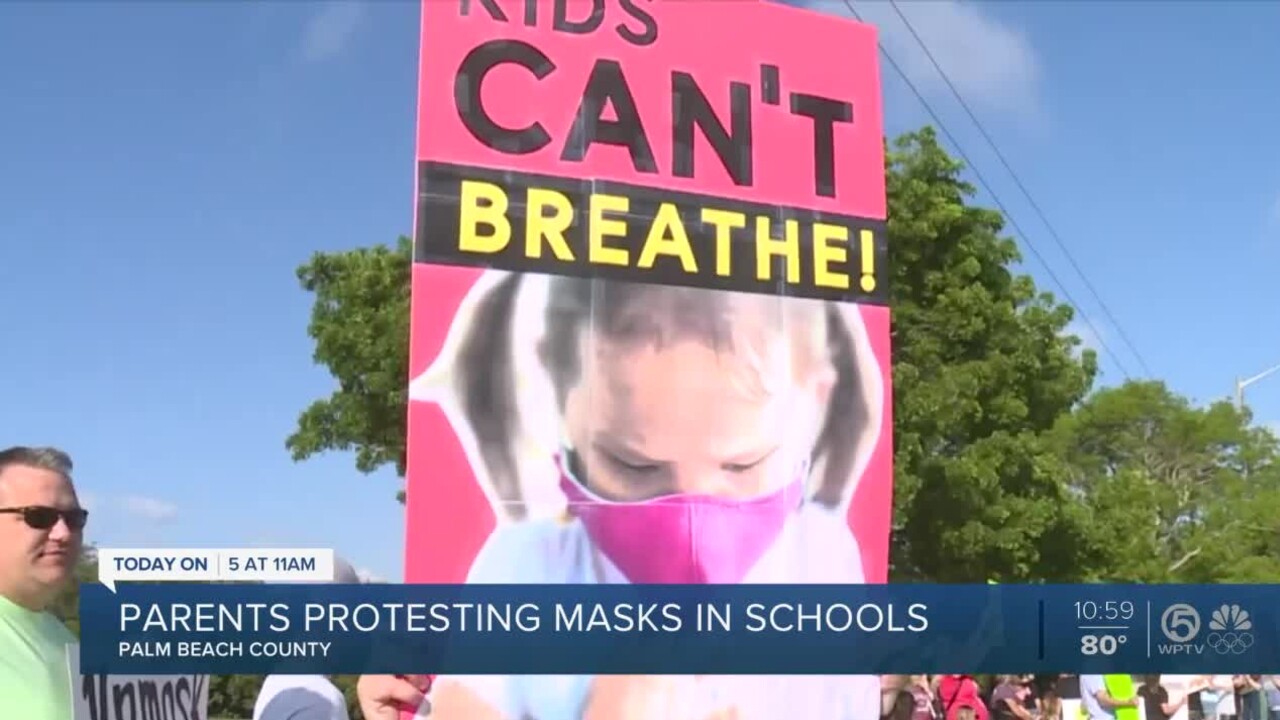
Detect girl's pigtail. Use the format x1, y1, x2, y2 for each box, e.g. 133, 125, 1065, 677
454, 272, 527, 519
811, 302, 873, 507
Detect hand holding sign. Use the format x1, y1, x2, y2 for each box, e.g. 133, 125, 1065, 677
356, 674, 431, 720
68, 644, 209, 720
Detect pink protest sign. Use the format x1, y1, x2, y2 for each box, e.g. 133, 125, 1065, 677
403, 1, 893, 716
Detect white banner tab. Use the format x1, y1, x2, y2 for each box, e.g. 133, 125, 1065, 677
97, 548, 335, 591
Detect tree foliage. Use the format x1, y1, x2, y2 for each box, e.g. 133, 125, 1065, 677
286, 126, 1280, 585
287, 236, 412, 481
1051, 380, 1280, 583
883, 129, 1098, 582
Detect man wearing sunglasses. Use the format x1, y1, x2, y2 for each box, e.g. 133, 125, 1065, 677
0, 445, 87, 720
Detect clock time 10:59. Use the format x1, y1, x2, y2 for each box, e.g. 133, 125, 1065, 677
1075, 600, 1135, 622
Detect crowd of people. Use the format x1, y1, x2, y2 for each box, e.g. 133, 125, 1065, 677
881, 674, 1280, 720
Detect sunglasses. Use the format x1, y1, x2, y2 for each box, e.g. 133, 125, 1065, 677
0, 505, 89, 531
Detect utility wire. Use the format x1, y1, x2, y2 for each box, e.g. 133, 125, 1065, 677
838, 0, 1134, 380
885, 0, 1153, 379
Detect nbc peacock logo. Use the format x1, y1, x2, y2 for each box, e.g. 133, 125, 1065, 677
1206, 604, 1254, 655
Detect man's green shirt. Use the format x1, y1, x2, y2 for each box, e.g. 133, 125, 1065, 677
0, 593, 76, 720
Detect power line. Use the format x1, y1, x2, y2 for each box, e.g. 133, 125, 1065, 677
837, 0, 1134, 380
884, 0, 1153, 379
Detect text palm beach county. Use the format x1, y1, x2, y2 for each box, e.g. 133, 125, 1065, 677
121, 601, 929, 634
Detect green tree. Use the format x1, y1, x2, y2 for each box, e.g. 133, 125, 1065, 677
1052, 380, 1280, 582
882, 128, 1097, 582
287, 128, 1100, 581
207, 674, 265, 719
287, 235, 413, 500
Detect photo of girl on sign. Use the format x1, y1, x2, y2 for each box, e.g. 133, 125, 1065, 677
405, 270, 889, 719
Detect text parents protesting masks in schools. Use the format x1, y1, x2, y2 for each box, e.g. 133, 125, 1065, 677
0, 445, 88, 720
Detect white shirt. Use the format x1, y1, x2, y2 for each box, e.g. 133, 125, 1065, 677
1160, 675, 1196, 720
1080, 675, 1115, 720
253, 674, 349, 720
447, 503, 881, 719
1212, 676, 1236, 717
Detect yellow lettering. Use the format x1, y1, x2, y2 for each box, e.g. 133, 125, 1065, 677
458, 181, 511, 254
754, 216, 800, 283
589, 193, 630, 266
812, 223, 850, 289
859, 229, 877, 292
525, 188, 575, 261
637, 203, 697, 272
701, 208, 746, 277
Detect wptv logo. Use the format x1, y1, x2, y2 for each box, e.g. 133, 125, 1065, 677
1158, 603, 1255, 656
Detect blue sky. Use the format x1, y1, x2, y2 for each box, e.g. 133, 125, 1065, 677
2, 1, 1278, 581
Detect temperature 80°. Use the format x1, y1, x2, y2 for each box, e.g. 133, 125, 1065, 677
1081, 633, 1128, 656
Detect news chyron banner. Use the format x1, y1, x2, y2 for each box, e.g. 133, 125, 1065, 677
81, 582, 1280, 677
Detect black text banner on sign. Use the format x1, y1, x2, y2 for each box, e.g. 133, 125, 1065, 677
416, 162, 890, 305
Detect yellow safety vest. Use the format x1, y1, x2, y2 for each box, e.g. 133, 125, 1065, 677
1105, 675, 1139, 720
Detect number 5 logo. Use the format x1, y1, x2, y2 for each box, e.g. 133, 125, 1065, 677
1161, 604, 1201, 643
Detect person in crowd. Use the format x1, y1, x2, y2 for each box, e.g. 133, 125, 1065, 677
907, 674, 937, 720
252, 555, 366, 720
1182, 676, 1210, 720
1055, 675, 1083, 720
885, 688, 918, 720
1235, 675, 1262, 720
1080, 674, 1138, 720
938, 674, 989, 720
1139, 675, 1179, 720
1037, 689, 1063, 720
1193, 675, 1224, 720
990, 675, 1034, 720
882, 675, 910, 717
1018, 676, 1040, 716
0, 446, 87, 720
1213, 675, 1238, 720
1264, 676, 1280, 720
1166, 675, 1208, 720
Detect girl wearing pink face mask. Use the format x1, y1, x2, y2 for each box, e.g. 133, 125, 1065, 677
416, 274, 885, 720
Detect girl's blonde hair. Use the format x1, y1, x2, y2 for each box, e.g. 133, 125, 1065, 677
455, 275, 872, 517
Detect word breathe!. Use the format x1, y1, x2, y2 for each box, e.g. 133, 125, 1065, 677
418, 163, 888, 304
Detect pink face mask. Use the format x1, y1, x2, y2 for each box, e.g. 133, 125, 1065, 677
558, 454, 805, 584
